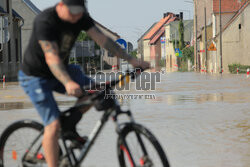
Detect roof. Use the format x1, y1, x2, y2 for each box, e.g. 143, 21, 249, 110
149, 17, 178, 44
137, 22, 157, 42
0, 6, 7, 14
222, 1, 250, 34
213, 0, 246, 13
94, 20, 120, 38
12, 9, 23, 19
213, 1, 250, 40
149, 27, 165, 44
22, 0, 41, 14
0, 6, 23, 19
144, 13, 177, 40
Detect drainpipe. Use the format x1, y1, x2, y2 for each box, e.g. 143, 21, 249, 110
19, 18, 24, 62
0, 15, 3, 52
219, 0, 223, 73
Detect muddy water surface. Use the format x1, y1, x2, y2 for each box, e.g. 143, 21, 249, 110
0, 72, 249, 167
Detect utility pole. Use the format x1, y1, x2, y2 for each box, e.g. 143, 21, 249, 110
195, 13, 198, 71
185, 0, 198, 71
219, 0, 223, 73
204, 7, 207, 72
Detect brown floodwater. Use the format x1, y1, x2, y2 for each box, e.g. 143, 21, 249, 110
0, 72, 249, 167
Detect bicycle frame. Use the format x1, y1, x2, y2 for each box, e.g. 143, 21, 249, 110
73, 97, 136, 167
22, 69, 149, 167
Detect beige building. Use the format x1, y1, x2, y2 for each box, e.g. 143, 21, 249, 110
215, 1, 250, 73
193, 0, 246, 72
165, 20, 193, 72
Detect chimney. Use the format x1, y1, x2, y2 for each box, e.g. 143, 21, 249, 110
180, 12, 183, 20
163, 12, 174, 18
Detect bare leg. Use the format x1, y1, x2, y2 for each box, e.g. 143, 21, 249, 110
43, 119, 60, 167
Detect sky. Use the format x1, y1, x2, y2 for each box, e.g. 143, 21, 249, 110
30, 0, 194, 48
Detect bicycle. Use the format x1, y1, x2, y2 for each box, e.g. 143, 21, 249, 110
0, 69, 170, 167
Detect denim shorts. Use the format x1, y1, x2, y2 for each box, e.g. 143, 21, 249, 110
18, 65, 93, 126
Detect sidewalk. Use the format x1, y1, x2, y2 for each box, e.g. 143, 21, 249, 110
0, 82, 74, 104
0, 82, 28, 103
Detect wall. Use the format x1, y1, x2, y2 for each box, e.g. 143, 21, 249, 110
12, 0, 38, 55
143, 39, 151, 62
165, 24, 177, 72
0, 0, 22, 81
220, 4, 250, 73
96, 23, 119, 67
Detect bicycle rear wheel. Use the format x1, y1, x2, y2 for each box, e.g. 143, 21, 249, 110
117, 123, 170, 167
0, 120, 46, 167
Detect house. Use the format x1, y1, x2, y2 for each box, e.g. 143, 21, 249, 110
142, 13, 179, 68
214, 1, 250, 73
12, 0, 40, 55
194, 0, 247, 73
95, 21, 120, 69
165, 20, 194, 72
70, 21, 120, 71
137, 22, 156, 60
0, 0, 25, 81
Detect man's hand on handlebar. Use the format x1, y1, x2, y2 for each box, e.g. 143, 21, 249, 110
65, 80, 83, 98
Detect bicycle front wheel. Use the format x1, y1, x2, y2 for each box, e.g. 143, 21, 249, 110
0, 120, 46, 167
117, 123, 170, 167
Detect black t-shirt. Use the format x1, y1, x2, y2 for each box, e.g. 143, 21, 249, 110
21, 6, 95, 78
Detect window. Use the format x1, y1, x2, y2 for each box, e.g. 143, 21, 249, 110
239, 24, 241, 30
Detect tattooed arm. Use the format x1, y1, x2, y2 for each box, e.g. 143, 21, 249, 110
39, 41, 71, 85
39, 40, 82, 97
86, 26, 150, 69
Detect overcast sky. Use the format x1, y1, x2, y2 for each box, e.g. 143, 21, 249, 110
30, 0, 194, 48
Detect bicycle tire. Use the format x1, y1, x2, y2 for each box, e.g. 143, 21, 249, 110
0, 120, 45, 167
117, 123, 170, 167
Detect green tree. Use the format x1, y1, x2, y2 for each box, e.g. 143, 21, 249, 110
182, 46, 194, 63
130, 49, 137, 58
77, 31, 91, 41
178, 20, 185, 50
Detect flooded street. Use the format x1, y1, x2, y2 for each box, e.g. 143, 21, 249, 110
0, 72, 249, 167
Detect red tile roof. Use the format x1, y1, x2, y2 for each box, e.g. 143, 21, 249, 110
222, 1, 250, 32
144, 13, 176, 40
149, 27, 165, 45
214, 1, 250, 38
149, 17, 177, 44
213, 0, 247, 13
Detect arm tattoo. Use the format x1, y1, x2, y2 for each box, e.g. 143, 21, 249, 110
49, 63, 71, 85
39, 40, 59, 55
39, 40, 71, 85
104, 38, 133, 62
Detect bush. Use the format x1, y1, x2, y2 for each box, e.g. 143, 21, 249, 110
228, 63, 250, 74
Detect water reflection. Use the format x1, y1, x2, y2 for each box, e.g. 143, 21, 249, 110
0, 101, 75, 111
0, 73, 250, 167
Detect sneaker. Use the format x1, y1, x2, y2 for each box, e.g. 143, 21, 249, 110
63, 131, 88, 149
70, 136, 88, 149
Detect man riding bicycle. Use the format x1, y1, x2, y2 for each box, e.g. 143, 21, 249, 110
18, 0, 149, 166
